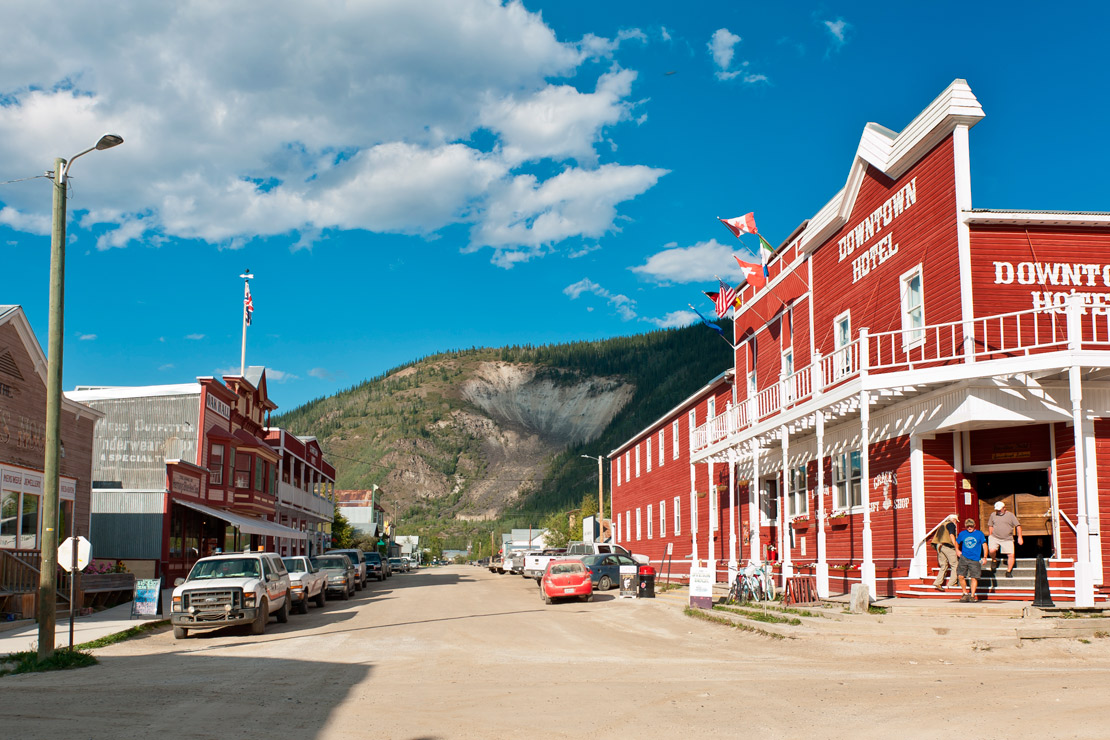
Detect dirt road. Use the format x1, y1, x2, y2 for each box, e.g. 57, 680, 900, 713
3, 565, 1109, 739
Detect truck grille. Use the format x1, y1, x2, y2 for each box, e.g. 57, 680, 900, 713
184, 588, 242, 611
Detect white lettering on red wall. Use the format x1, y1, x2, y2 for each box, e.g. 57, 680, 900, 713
838, 177, 918, 267
993, 261, 1110, 314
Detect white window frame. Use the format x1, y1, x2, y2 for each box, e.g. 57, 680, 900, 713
659, 500, 666, 537
747, 337, 758, 396
658, 430, 665, 467
687, 410, 696, 455
709, 482, 718, 532
673, 496, 681, 535
834, 310, 852, 379
625, 452, 630, 483
625, 511, 630, 540
900, 264, 925, 349
635, 446, 641, 478
614, 516, 620, 543
707, 397, 715, 421
635, 508, 642, 540
647, 505, 653, 539
833, 450, 863, 511
615, 458, 621, 487
672, 420, 680, 459
782, 347, 795, 403
787, 463, 808, 518
646, 438, 652, 472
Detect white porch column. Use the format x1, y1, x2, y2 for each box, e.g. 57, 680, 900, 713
750, 440, 761, 561
781, 425, 792, 584
708, 460, 716, 577
859, 391, 876, 596
816, 409, 829, 597
908, 434, 928, 578
689, 460, 698, 565
728, 449, 738, 578
1068, 294, 1095, 606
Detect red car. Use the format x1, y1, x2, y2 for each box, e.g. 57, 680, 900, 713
541, 559, 593, 604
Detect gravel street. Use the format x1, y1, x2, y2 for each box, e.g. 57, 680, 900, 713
3, 565, 1109, 739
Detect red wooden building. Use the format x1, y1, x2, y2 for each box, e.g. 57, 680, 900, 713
613, 79, 1110, 605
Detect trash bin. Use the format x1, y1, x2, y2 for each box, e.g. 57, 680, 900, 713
638, 565, 656, 598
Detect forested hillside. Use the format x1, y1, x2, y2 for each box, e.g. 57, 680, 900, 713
272, 321, 733, 543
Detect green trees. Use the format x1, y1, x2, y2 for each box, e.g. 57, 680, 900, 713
331, 510, 355, 549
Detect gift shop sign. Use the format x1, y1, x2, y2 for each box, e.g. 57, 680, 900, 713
837, 178, 918, 284
993, 261, 1110, 314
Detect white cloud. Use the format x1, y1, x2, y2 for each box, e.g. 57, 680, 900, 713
630, 239, 753, 284
185, 333, 205, 340
159, 363, 175, 371
645, 310, 698, 329
308, 367, 335, 381
77, 333, 96, 341
708, 28, 742, 78
564, 278, 637, 320
0, 1, 662, 260
823, 19, 850, 48
266, 368, 298, 383
568, 244, 600, 259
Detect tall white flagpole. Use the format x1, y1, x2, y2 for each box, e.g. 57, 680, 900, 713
240, 269, 253, 375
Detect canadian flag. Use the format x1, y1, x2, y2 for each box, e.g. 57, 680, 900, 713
734, 256, 766, 290
718, 213, 758, 238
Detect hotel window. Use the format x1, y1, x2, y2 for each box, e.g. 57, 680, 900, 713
658, 430, 665, 466
834, 311, 852, 378
760, 478, 779, 526
782, 348, 795, 403
673, 420, 680, 459
787, 463, 808, 518
687, 410, 696, 454
900, 265, 925, 348
659, 500, 666, 537
234, 452, 252, 489
625, 452, 630, 483
614, 517, 620, 543
647, 505, 653, 539
635, 446, 641, 477
708, 397, 716, 422
626, 510, 631, 539
635, 508, 642, 540
833, 451, 862, 510
673, 496, 681, 535
615, 459, 621, 487
209, 444, 224, 486
708, 482, 717, 531
646, 438, 652, 472
747, 338, 758, 396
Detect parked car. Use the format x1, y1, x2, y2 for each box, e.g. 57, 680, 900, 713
401, 556, 414, 572
314, 554, 357, 599
389, 557, 405, 573
540, 559, 593, 604
281, 556, 328, 613
326, 547, 367, 589
580, 553, 638, 591
524, 548, 567, 581
382, 557, 393, 578
363, 551, 386, 581
170, 551, 291, 639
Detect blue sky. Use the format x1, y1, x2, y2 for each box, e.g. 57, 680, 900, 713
1, 1, 1108, 412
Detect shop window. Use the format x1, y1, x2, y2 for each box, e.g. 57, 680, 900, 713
787, 464, 808, 518
760, 479, 779, 526
1, 490, 17, 548
169, 512, 183, 559
833, 451, 862, 510
209, 444, 224, 486
20, 493, 39, 549
900, 266, 925, 348
709, 483, 717, 531
235, 453, 251, 489
673, 496, 681, 535
255, 460, 264, 491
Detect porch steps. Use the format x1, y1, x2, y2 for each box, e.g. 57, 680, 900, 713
896, 558, 1108, 603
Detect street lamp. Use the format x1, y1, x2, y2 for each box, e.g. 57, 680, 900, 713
580, 454, 606, 535
38, 133, 124, 660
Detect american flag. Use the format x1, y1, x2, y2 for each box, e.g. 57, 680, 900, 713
244, 283, 254, 325
715, 278, 737, 318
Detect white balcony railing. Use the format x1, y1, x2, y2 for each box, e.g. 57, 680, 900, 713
277, 480, 333, 520
692, 296, 1108, 454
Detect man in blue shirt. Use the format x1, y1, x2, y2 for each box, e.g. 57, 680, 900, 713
956, 517, 987, 603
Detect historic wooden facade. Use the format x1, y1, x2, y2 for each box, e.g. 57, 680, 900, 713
612, 80, 1110, 605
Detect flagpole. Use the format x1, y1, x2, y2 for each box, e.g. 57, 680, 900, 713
240, 269, 253, 375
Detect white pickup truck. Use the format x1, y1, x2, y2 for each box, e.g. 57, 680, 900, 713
523, 549, 568, 581
281, 555, 328, 613
171, 551, 292, 639
565, 541, 649, 564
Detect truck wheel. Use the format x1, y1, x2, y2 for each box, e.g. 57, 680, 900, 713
354, 578, 363, 592
295, 595, 309, 615
598, 575, 612, 591
173, 626, 188, 640
341, 583, 351, 600
251, 600, 268, 635
315, 588, 327, 608
276, 593, 290, 623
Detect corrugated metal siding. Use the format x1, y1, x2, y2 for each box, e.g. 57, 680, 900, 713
90, 490, 166, 558
83, 395, 201, 489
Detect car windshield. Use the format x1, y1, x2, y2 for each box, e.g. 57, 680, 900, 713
389, 558, 402, 564
188, 558, 260, 580
315, 556, 349, 569
281, 557, 307, 573
364, 553, 381, 563
550, 562, 585, 575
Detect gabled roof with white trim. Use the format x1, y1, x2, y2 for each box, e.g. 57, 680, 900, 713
798, 79, 985, 256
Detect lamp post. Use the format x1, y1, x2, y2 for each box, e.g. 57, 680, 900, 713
38, 134, 124, 661
580, 454, 606, 538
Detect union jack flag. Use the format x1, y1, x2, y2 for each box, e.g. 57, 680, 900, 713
244, 282, 254, 325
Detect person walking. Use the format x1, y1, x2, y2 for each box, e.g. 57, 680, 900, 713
956, 517, 987, 603
930, 514, 959, 591
988, 500, 1023, 578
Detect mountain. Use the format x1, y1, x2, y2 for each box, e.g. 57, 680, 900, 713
271, 322, 733, 542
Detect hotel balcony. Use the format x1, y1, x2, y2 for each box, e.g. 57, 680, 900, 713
277, 480, 334, 521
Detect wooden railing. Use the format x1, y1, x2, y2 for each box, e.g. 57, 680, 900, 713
1, 549, 71, 605
693, 295, 1107, 453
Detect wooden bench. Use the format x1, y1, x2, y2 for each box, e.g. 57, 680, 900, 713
78, 573, 137, 609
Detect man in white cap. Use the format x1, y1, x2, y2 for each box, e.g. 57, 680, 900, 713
987, 500, 1022, 578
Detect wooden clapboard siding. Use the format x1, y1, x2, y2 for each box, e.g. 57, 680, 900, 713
969, 424, 1051, 467
1095, 419, 1110, 595
1053, 421, 1078, 560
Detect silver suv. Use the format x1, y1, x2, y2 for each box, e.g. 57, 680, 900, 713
171, 552, 292, 639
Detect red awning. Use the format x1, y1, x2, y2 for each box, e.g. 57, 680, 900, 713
233, 428, 271, 449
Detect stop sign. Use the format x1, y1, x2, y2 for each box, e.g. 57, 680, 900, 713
58, 536, 91, 572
